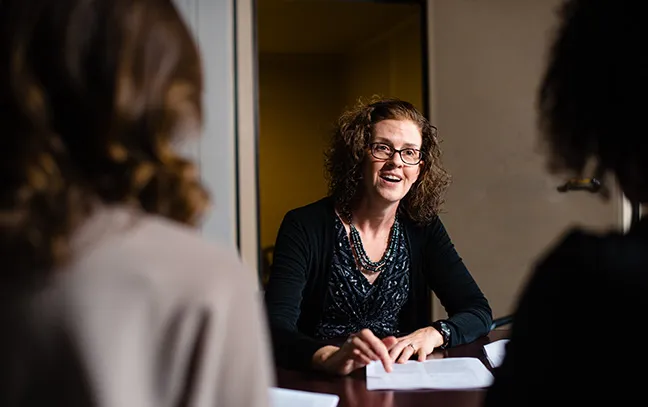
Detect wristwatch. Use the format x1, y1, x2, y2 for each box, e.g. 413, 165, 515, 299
431, 320, 451, 349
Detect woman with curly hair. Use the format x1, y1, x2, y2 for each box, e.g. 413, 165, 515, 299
265, 97, 492, 375
485, 1, 648, 406
0, 0, 272, 405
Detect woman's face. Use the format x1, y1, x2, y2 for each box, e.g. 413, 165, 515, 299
362, 119, 423, 207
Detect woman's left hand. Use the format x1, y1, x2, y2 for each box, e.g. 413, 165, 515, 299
388, 327, 444, 363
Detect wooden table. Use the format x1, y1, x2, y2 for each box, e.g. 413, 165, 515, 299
275, 330, 509, 407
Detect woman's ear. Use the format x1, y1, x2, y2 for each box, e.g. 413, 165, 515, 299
416, 160, 425, 178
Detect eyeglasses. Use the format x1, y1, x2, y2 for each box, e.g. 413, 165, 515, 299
369, 143, 422, 165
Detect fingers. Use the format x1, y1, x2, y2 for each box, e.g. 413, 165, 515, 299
389, 338, 428, 363
336, 353, 367, 376
355, 329, 393, 372
417, 348, 426, 362
397, 343, 415, 364
339, 359, 355, 376
388, 340, 409, 362
382, 335, 398, 349
334, 330, 388, 375
389, 327, 439, 364
350, 347, 373, 365
348, 334, 380, 361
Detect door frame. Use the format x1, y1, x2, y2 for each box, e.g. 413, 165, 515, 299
235, 0, 432, 282
234, 0, 261, 277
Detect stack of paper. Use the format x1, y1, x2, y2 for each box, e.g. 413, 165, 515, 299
366, 357, 494, 390
483, 339, 509, 368
269, 387, 339, 407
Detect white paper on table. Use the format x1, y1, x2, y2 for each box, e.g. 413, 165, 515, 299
269, 387, 339, 407
483, 339, 509, 368
366, 357, 494, 391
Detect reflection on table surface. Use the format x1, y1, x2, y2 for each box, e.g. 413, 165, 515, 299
275, 330, 510, 407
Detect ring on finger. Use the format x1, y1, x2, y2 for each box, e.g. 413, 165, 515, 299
408, 343, 416, 351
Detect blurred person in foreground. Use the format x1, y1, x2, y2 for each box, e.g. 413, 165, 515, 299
484, 1, 648, 406
0, 0, 272, 405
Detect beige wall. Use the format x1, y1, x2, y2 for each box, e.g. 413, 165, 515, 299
173, 0, 239, 247
428, 0, 621, 320
258, 53, 346, 250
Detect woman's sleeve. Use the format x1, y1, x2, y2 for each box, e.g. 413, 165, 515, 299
264, 211, 327, 371
422, 217, 493, 346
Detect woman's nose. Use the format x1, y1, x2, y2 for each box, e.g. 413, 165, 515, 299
388, 152, 405, 166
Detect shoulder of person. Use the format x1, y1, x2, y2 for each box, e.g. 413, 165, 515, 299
400, 213, 444, 236
509, 224, 648, 355
537, 225, 644, 269
282, 196, 333, 222
67, 206, 258, 307
527, 224, 648, 299
133, 214, 256, 292
277, 197, 335, 238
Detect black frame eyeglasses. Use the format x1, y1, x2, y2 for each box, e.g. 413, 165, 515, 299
368, 142, 423, 165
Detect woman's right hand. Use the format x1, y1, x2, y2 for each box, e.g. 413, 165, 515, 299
313, 329, 397, 376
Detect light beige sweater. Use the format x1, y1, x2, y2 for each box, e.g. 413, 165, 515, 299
10, 205, 273, 406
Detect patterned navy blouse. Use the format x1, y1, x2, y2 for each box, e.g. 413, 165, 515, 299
315, 216, 410, 340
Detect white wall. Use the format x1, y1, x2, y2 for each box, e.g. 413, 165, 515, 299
234, 0, 260, 273
174, 0, 238, 248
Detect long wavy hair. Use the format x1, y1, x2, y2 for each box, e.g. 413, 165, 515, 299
539, 0, 647, 183
325, 97, 450, 224
0, 0, 208, 283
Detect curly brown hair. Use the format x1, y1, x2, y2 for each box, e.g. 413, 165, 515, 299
0, 0, 208, 283
538, 0, 647, 180
325, 96, 450, 224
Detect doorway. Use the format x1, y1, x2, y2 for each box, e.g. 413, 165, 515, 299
255, 0, 428, 285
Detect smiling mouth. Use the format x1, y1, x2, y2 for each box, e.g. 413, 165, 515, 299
380, 174, 402, 183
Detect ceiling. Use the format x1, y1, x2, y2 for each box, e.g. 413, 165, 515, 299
257, 0, 421, 54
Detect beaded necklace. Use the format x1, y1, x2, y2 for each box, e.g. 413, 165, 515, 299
348, 216, 401, 273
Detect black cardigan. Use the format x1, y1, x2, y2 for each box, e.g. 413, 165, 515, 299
264, 197, 492, 370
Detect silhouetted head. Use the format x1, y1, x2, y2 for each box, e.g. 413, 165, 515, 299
0, 0, 208, 281
539, 0, 648, 203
